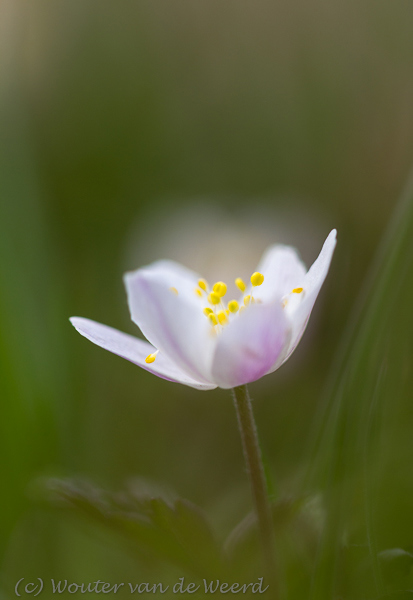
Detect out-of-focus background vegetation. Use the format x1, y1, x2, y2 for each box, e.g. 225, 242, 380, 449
2, 1, 413, 597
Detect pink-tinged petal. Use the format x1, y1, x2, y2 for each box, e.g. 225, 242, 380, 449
70, 317, 217, 391
210, 303, 289, 389
124, 269, 215, 384
252, 245, 307, 303
283, 228, 337, 361
265, 328, 293, 375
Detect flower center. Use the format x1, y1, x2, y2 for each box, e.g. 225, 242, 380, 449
194, 272, 266, 334
145, 273, 305, 363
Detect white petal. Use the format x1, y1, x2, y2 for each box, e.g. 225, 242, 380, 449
252, 245, 307, 303
282, 229, 337, 361
127, 260, 202, 307
70, 317, 216, 390
124, 267, 216, 384
210, 302, 289, 389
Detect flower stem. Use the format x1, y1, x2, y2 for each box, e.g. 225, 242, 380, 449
232, 385, 277, 589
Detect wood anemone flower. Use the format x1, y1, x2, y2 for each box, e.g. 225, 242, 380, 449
70, 229, 337, 390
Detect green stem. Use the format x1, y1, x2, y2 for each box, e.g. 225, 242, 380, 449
232, 385, 277, 588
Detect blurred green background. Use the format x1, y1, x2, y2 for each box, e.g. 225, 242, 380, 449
1, 1, 413, 597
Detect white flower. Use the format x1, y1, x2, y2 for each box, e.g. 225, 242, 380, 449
70, 229, 336, 391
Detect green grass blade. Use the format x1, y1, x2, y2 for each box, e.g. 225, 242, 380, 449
307, 168, 413, 598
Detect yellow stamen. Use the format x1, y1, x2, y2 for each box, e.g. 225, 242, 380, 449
292, 287, 303, 294
198, 279, 208, 292
145, 352, 157, 364
169, 287, 178, 295
208, 313, 218, 326
235, 277, 246, 293
226, 309, 230, 315
213, 281, 227, 297
244, 295, 251, 306
251, 272, 264, 287
217, 310, 228, 325
228, 300, 239, 313
203, 307, 213, 316
208, 291, 221, 305
194, 287, 203, 298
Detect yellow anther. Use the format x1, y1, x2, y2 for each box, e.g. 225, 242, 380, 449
194, 287, 203, 298
198, 278, 208, 292
203, 307, 213, 316
208, 313, 218, 326
169, 287, 178, 295
145, 353, 157, 364
217, 310, 228, 326
251, 272, 264, 287
213, 281, 227, 297
226, 309, 230, 315
244, 295, 251, 306
208, 291, 221, 305
235, 277, 246, 293
292, 287, 303, 294
228, 300, 239, 313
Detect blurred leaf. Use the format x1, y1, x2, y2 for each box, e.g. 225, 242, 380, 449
42, 478, 221, 579
223, 495, 323, 586
224, 497, 300, 559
